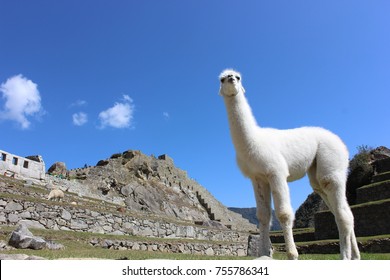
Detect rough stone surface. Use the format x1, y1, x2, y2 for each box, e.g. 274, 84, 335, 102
8, 224, 47, 250
294, 193, 327, 228
8, 223, 64, 251
5, 201, 23, 212
247, 234, 261, 257
47, 162, 68, 177
66, 150, 255, 231
90, 238, 247, 256
295, 146, 390, 231
315, 199, 390, 240
18, 219, 46, 230
370, 146, 390, 162
0, 196, 249, 243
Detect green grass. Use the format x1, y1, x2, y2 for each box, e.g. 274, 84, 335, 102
0, 226, 251, 260
359, 179, 390, 189
1, 226, 389, 260
1, 175, 389, 260
274, 252, 390, 260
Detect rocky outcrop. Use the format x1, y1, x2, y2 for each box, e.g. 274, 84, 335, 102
65, 150, 255, 231
47, 162, 68, 177
369, 146, 390, 161
293, 193, 327, 228
228, 207, 281, 231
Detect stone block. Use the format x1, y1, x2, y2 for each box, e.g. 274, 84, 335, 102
61, 209, 72, 221
8, 214, 20, 223
5, 201, 23, 212
18, 220, 45, 230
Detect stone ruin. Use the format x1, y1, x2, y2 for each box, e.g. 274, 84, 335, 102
0, 149, 45, 181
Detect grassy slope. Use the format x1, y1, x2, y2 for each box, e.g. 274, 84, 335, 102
1, 226, 389, 260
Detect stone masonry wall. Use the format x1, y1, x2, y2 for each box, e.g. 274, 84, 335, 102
356, 181, 390, 204
314, 199, 390, 240
90, 238, 247, 257
0, 197, 249, 256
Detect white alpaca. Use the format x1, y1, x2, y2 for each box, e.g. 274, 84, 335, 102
47, 189, 64, 201
219, 69, 360, 260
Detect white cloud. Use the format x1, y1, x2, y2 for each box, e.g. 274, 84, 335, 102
0, 74, 43, 129
122, 95, 133, 103
70, 99, 87, 107
98, 95, 134, 129
72, 112, 88, 126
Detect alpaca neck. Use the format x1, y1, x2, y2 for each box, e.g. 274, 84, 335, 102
224, 92, 259, 153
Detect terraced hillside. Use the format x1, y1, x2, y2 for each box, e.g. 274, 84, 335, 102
0, 175, 250, 258
315, 157, 390, 240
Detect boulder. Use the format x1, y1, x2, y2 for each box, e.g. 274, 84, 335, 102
370, 146, 390, 161
48, 162, 68, 177
8, 224, 64, 250
8, 224, 47, 250
96, 160, 109, 166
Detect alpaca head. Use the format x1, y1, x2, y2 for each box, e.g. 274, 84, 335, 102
219, 69, 245, 97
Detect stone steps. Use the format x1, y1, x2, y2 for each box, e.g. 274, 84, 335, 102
194, 187, 256, 232
313, 157, 390, 241
356, 180, 390, 204
315, 199, 390, 240
374, 157, 390, 174
249, 231, 390, 256
372, 171, 390, 183
294, 235, 390, 254
270, 229, 316, 244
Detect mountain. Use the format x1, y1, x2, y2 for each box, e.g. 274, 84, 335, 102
54, 150, 256, 231
228, 207, 281, 231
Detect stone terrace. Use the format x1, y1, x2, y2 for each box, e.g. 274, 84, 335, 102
315, 157, 390, 240
0, 175, 250, 257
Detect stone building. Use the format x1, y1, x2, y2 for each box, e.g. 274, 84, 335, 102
0, 149, 45, 181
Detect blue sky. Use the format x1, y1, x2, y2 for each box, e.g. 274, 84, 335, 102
1, 1, 389, 210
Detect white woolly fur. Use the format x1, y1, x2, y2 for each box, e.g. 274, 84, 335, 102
219, 69, 360, 260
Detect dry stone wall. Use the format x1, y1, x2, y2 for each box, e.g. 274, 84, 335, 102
0, 196, 250, 257
314, 157, 390, 240
90, 238, 247, 257
0, 197, 248, 242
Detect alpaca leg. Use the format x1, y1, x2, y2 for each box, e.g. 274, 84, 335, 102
252, 178, 272, 257
268, 174, 298, 260
308, 165, 335, 213
319, 175, 360, 260
308, 165, 330, 207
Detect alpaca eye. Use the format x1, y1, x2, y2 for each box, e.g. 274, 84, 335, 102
220, 77, 226, 83
236, 76, 240, 81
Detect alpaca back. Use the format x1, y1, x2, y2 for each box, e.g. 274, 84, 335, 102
236, 126, 348, 182
48, 189, 64, 200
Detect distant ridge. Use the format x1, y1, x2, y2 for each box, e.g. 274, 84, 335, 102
228, 207, 281, 231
